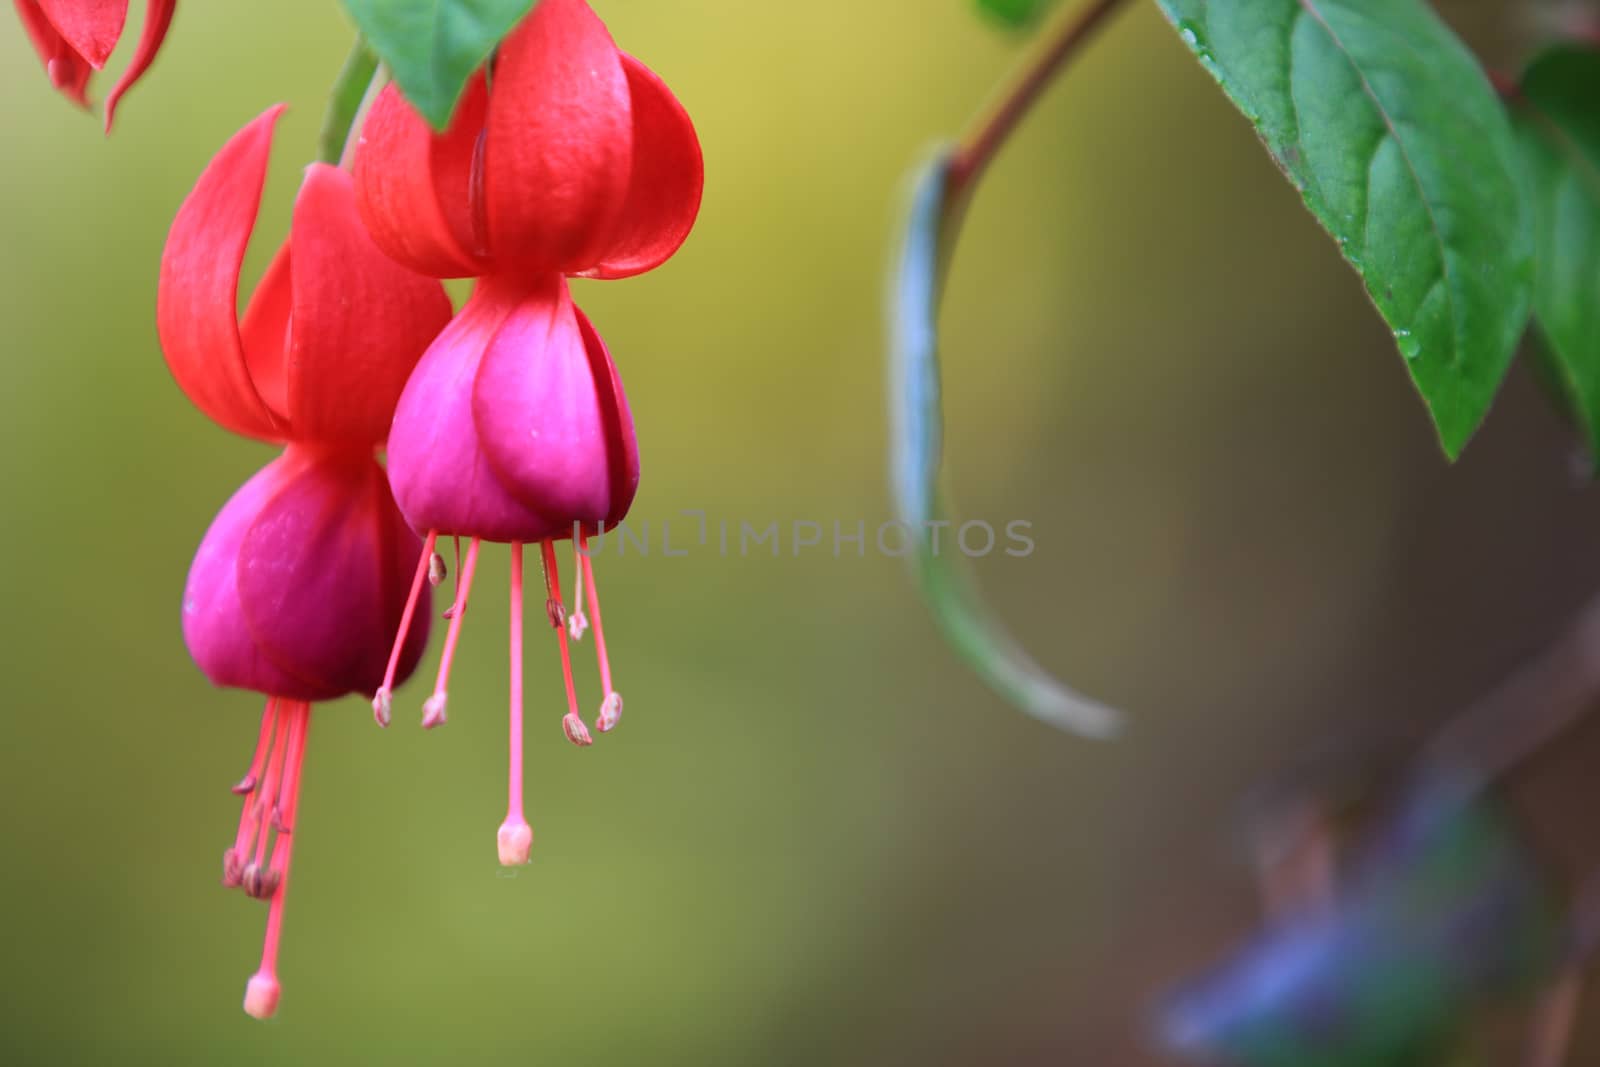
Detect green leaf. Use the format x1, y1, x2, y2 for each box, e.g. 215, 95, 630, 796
339, 0, 535, 129
1153, 0, 1533, 458
975, 0, 1060, 29
887, 152, 1120, 738
1514, 46, 1600, 470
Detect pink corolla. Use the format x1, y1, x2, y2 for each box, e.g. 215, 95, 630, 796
159, 107, 452, 1017
14, 0, 176, 130
352, 0, 702, 866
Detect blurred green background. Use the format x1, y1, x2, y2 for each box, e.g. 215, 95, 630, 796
5, 1, 1600, 1063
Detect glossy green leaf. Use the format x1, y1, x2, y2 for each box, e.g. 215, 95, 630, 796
339, 0, 534, 129
1515, 46, 1600, 470
975, 0, 1060, 29
1153, 0, 1533, 458
887, 152, 1120, 738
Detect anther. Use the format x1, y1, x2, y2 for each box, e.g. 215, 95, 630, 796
545, 597, 565, 629
428, 551, 448, 586
598, 692, 624, 733
563, 711, 594, 747
568, 608, 589, 641
422, 692, 449, 730
372, 687, 393, 728
231, 775, 257, 796
223, 848, 245, 888
242, 863, 281, 900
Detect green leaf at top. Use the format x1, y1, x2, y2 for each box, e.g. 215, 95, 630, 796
1514, 46, 1600, 471
1154, 0, 1533, 458
340, 0, 535, 129
975, 0, 1061, 29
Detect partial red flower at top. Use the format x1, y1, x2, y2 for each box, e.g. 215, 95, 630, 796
14, 0, 176, 130
352, 0, 702, 868
158, 107, 452, 1018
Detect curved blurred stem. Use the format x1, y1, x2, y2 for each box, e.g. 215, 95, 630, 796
947, 0, 1129, 205
318, 35, 380, 166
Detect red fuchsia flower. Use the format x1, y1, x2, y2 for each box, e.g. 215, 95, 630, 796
14, 0, 176, 130
159, 106, 453, 1018
351, 0, 702, 867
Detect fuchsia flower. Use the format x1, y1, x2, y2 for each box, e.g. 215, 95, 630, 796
14, 0, 176, 130
159, 106, 452, 1018
352, 0, 702, 866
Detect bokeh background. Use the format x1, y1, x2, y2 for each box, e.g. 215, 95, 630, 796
6, 1, 1600, 1063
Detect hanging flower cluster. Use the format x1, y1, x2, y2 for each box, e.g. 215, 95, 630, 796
353, 0, 702, 867
15, 0, 176, 130
140, 0, 700, 1020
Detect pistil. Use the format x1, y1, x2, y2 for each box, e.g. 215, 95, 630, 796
243, 699, 312, 1020
498, 541, 533, 865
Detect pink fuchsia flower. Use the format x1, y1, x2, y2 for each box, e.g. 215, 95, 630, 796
352, 0, 702, 867
158, 106, 452, 1018
13, 0, 176, 131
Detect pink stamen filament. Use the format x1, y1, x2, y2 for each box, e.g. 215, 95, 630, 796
543, 541, 591, 746
567, 543, 589, 640
249, 707, 291, 873
244, 700, 312, 1020
444, 535, 464, 618
498, 543, 532, 865
375, 530, 439, 726
232, 698, 277, 795
226, 699, 280, 885
424, 536, 481, 728
580, 534, 623, 732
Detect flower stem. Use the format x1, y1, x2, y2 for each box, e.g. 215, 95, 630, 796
317, 35, 380, 166
947, 0, 1129, 199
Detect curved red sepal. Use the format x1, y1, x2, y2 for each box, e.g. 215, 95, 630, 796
103, 0, 175, 132
157, 105, 285, 441
485, 0, 632, 274
239, 241, 292, 421
15, 0, 93, 107
287, 164, 453, 445
583, 54, 704, 280
472, 279, 639, 527
354, 80, 487, 279
35, 0, 125, 69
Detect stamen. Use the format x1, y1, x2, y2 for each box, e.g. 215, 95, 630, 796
498, 542, 533, 866
225, 700, 280, 888
542, 541, 592, 747
245, 706, 292, 897
567, 546, 589, 641
244, 700, 312, 1020
231, 698, 277, 795
374, 531, 439, 727
424, 537, 481, 729
443, 536, 464, 618
579, 535, 624, 733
